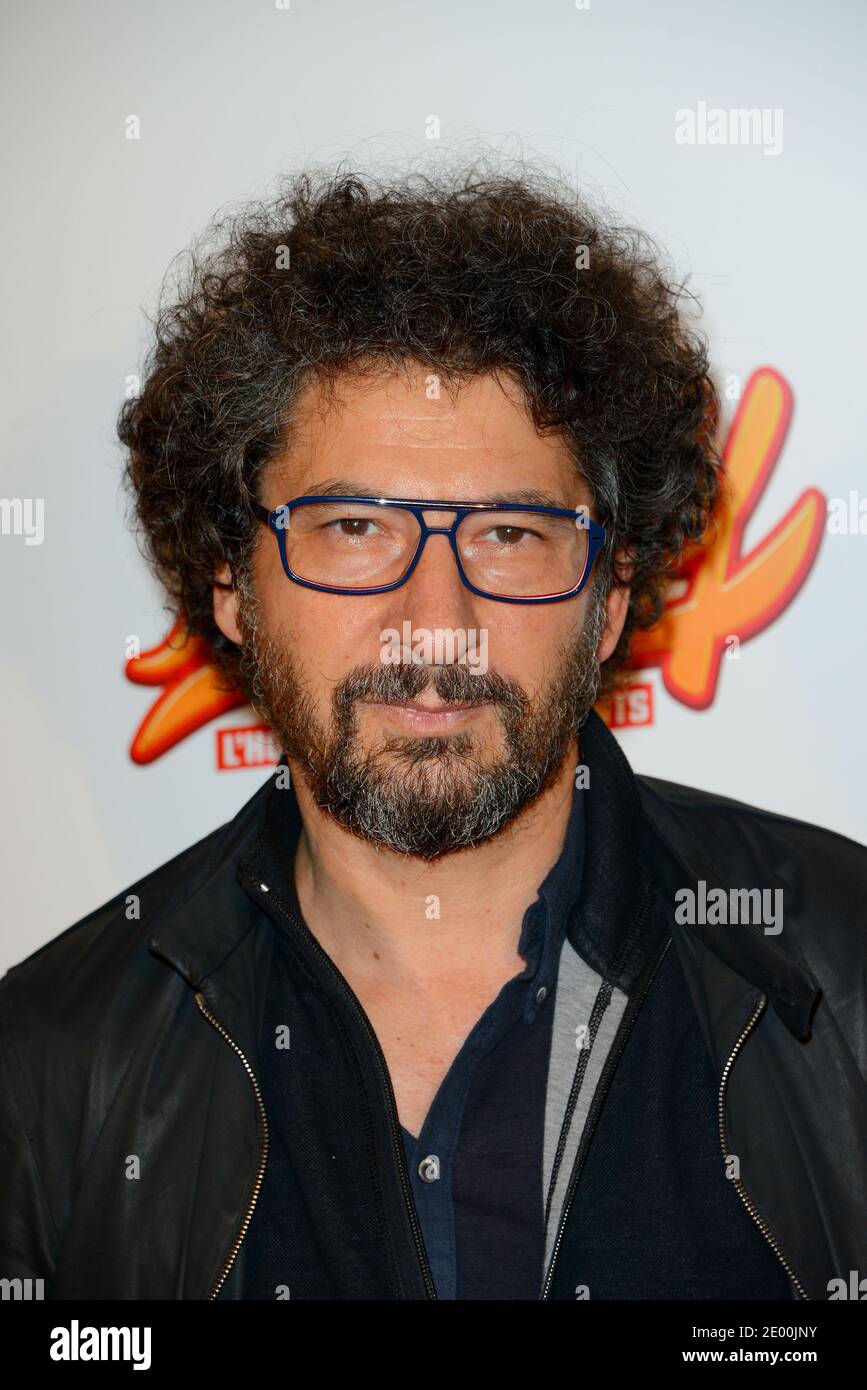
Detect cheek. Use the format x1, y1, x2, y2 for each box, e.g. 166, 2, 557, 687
264, 586, 387, 680
254, 581, 583, 691
478, 607, 581, 686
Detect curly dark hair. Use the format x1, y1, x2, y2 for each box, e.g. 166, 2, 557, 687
118, 156, 722, 699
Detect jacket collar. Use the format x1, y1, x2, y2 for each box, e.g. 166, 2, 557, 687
146, 776, 277, 1063
636, 773, 821, 1041
148, 709, 820, 1044
565, 709, 666, 993
148, 777, 274, 986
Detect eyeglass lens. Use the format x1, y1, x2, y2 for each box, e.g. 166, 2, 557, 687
281, 502, 588, 597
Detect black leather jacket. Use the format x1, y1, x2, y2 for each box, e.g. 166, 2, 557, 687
2, 711, 865, 1299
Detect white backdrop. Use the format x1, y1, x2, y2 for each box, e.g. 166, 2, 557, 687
1, 0, 865, 976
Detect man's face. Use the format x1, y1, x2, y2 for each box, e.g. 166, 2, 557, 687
215, 365, 627, 860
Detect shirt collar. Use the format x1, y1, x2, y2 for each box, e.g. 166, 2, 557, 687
515, 776, 585, 1022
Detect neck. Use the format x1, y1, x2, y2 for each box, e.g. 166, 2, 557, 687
288, 737, 580, 995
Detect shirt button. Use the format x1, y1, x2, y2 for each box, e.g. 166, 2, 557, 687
418, 1155, 440, 1182
535, 985, 547, 1005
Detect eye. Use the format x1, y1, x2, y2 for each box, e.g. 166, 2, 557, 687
324, 517, 381, 538
482, 525, 540, 545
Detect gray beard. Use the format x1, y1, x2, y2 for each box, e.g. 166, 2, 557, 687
236, 582, 608, 861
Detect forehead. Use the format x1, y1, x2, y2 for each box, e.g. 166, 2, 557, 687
265, 362, 587, 503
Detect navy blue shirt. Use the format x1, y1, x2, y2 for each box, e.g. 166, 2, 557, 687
242, 781, 585, 1300
398, 787, 585, 1298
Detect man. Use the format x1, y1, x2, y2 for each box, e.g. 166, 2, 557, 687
2, 164, 865, 1301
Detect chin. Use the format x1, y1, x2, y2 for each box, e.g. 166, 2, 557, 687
369, 735, 503, 772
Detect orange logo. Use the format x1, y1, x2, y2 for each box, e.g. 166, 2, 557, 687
126, 628, 247, 765
126, 367, 825, 763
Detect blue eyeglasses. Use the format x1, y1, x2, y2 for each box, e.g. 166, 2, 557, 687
250, 495, 606, 604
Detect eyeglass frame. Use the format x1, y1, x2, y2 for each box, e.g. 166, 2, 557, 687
248, 494, 607, 605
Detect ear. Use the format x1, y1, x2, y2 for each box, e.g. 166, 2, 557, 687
213, 563, 243, 645
596, 546, 634, 663
598, 583, 630, 663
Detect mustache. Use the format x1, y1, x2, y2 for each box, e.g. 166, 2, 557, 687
334, 660, 528, 718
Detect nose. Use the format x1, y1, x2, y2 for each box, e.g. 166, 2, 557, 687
391, 512, 477, 628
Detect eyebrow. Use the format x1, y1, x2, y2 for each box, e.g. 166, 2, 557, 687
296, 479, 578, 509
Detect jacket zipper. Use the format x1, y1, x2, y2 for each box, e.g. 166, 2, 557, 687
264, 891, 438, 1299
194, 990, 270, 1300
540, 934, 673, 1298
718, 992, 809, 1300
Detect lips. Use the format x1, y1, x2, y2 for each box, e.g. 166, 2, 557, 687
362, 697, 484, 730
387, 700, 479, 712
